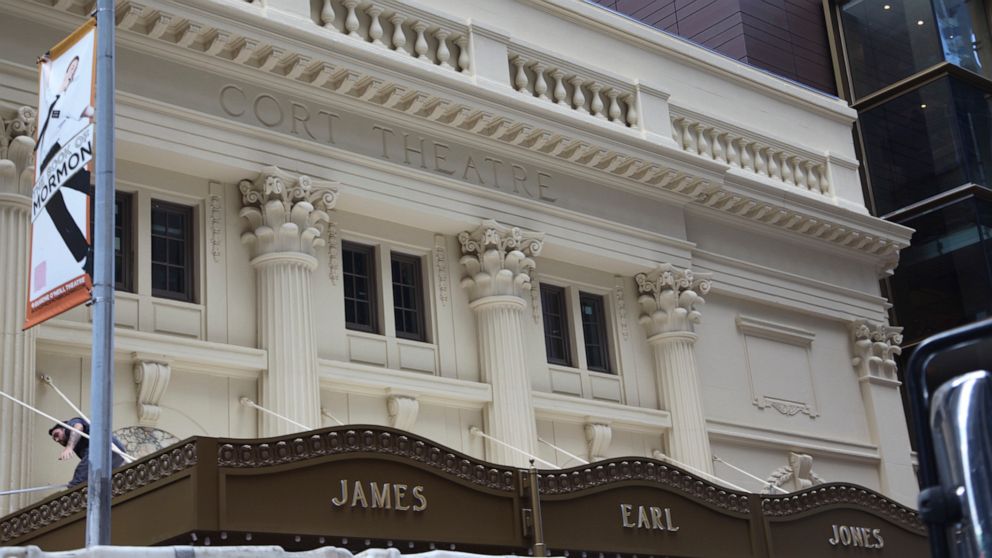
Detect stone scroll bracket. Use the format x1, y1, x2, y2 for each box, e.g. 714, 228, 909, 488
850, 320, 903, 385
387, 393, 419, 432
584, 421, 612, 462
133, 353, 173, 426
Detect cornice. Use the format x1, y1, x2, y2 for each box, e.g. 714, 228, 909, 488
532, 391, 672, 433
2, 0, 906, 266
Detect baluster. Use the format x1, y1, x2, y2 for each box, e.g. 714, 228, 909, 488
512, 56, 529, 93
413, 21, 429, 60
367, 6, 385, 46
768, 150, 781, 180
795, 159, 807, 188
589, 83, 605, 118
671, 117, 685, 147
607, 90, 621, 122
805, 162, 819, 191
569, 77, 587, 112
726, 136, 740, 166
624, 93, 638, 127
320, 0, 336, 30
817, 165, 830, 194
390, 14, 407, 52
532, 63, 548, 100
698, 127, 712, 159
342, 0, 359, 37
739, 140, 753, 171
685, 123, 699, 155
782, 155, 795, 185
551, 70, 567, 105
713, 132, 726, 163
435, 30, 452, 68
455, 35, 470, 73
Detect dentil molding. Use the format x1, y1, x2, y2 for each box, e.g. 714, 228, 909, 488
458, 219, 544, 302
239, 165, 340, 259
635, 263, 711, 336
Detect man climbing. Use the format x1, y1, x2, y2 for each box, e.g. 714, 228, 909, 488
48, 418, 126, 487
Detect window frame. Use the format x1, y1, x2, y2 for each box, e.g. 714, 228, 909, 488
342, 240, 380, 334
578, 291, 612, 374
114, 191, 134, 293
150, 199, 194, 303
540, 283, 574, 367
390, 251, 427, 342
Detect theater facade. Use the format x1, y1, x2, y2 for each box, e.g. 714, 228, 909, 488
0, 0, 919, 545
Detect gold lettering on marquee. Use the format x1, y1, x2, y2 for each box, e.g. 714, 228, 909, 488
619, 503, 679, 532
828, 525, 884, 549
331, 480, 428, 512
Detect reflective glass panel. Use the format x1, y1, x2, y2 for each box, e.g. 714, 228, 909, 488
934, 0, 992, 79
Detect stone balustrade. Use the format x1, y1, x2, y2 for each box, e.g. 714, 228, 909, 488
671, 111, 831, 197
508, 49, 637, 128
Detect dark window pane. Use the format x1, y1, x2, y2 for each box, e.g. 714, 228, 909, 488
841, 0, 943, 99
890, 197, 992, 343
112, 192, 132, 292
541, 284, 572, 367
152, 264, 166, 291
861, 77, 992, 215
343, 242, 378, 333
391, 253, 425, 341
151, 201, 193, 301
580, 293, 611, 373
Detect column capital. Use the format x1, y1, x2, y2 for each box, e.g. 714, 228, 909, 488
850, 319, 903, 383
239, 165, 339, 259
1, 106, 38, 198
635, 263, 711, 336
458, 219, 544, 302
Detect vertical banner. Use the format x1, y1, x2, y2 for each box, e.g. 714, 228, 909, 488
24, 19, 97, 329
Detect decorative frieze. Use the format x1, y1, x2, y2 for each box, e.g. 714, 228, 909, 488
850, 320, 903, 383
239, 166, 339, 260
458, 219, 544, 302
133, 354, 172, 426
635, 264, 711, 336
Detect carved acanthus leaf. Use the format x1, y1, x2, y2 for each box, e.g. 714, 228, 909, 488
239, 166, 339, 258
458, 219, 544, 301
850, 320, 903, 382
0, 106, 38, 197
635, 263, 711, 336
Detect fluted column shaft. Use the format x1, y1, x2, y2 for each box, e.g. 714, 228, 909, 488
0, 195, 35, 513
650, 331, 711, 473
472, 296, 536, 467
254, 253, 321, 435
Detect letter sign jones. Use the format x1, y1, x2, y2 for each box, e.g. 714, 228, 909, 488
828, 524, 884, 549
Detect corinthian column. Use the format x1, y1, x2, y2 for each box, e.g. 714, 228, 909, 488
0, 106, 38, 513
850, 320, 917, 506
459, 220, 544, 467
635, 263, 713, 474
240, 166, 337, 436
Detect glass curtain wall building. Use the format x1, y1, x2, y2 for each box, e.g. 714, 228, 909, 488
827, 0, 992, 351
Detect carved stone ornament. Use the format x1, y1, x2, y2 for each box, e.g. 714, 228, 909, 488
0, 442, 198, 544
850, 320, 903, 382
239, 166, 339, 259
133, 354, 172, 425
764, 452, 825, 493
327, 222, 340, 284
216, 426, 518, 492
635, 263, 712, 336
0, 106, 37, 197
458, 219, 544, 302
538, 457, 750, 514
207, 192, 224, 263
584, 422, 612, 462
433, 234, 449, 305
387, 394, 419, 432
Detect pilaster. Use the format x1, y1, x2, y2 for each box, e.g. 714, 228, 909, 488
240, 166, 338, 436
635, 263, 713, 474
0, 106, 37, 513
850, 320, 918, 506
459, 219, 543, 467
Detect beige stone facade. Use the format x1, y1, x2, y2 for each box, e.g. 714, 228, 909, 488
0, 0, 917, 515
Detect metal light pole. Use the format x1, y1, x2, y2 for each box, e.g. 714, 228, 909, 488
86, 0, 116, 547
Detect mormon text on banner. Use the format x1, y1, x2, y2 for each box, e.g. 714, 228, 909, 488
24, 19, 96, 329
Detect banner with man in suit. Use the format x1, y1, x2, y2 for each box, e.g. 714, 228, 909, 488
25, 19, 96, 329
